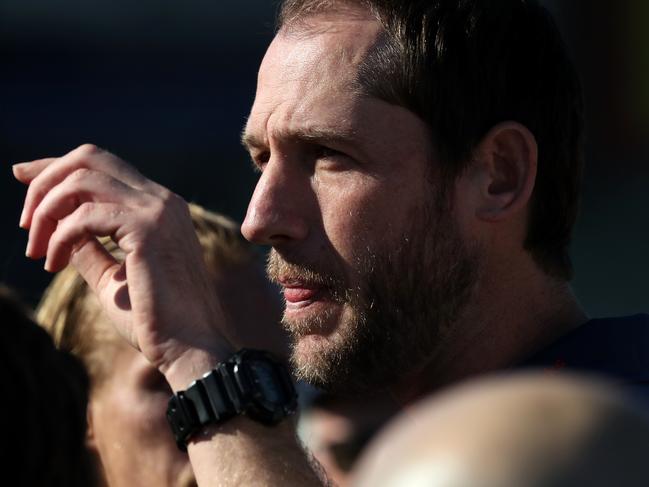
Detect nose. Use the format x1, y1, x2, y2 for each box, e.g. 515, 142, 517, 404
241, 160, 309, 246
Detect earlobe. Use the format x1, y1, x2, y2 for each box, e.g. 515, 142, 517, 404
473, 121, 538, 222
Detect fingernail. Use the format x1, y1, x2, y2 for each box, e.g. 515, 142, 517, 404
44, 258, 51, 272
19, 209, 26, 229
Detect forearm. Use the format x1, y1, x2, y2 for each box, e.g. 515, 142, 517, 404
188, 418, 327, 487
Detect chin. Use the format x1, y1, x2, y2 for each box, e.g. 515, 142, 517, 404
282, 300, 343, 336
285, 303, 364, 390
293, 332, 332, 358
288, 328, 353, 391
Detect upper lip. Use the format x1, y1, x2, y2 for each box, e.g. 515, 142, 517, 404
277, 277, 322, 289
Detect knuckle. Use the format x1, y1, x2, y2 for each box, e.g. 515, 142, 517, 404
49, 225, 65, 249
147, 197, 167, 223
163, 190, 187, 211
69, 167, 91, 183
143, 194, 185, 231
76, 201, 95, 219
32, 203, 46, 224
77, 143, 101, 156
26, 183, 47, 204
56, 206, 89, 243
52, 223, 76, 254
155, 190, 186, 213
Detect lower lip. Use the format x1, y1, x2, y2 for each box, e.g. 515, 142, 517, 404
282, 287, 341, 334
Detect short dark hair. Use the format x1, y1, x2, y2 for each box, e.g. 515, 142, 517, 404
279, 0, 584, 280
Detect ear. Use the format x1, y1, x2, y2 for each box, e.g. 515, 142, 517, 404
470, 122, 538, 222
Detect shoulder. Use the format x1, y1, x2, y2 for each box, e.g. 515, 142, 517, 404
521, 314, 649, 382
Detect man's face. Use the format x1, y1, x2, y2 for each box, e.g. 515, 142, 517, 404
89, 336, 195, 487
242, 11, 480, 391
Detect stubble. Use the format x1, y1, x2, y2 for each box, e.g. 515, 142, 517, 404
267, 195, 481, 393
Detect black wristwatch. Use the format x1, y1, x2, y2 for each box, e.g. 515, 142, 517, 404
166, 349, 297, 451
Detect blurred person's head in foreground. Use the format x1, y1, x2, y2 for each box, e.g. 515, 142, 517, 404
353, 373, 649, 487
37, 203, 285, 487
0, 285, 96, 487
299, 391, 400, 486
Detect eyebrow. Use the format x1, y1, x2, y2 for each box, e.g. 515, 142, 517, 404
240, 125, 360, 153
240, 129, 264, 152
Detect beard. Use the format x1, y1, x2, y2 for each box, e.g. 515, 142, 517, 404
266, 194, 481, 394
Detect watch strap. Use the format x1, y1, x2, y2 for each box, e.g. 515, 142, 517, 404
166, 350, 296, 451
167, 364, 238, 451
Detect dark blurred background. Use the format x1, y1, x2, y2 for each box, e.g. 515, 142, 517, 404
1, 0, 648, 316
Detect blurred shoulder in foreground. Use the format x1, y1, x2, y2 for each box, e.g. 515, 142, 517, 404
353, 373, 649, 487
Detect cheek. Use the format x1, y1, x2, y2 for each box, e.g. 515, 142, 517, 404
92, 388, 190, 482
452, 176, 483, 242
317, 176, 421, 261
129, 394, 172, 439
94, 388, 172, 446
318, 176, 375, 237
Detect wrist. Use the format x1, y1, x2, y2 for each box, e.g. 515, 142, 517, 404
166, 349, 298, 451
161, 342, 235, 392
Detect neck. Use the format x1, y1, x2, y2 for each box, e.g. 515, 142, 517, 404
390, 261, 588, 405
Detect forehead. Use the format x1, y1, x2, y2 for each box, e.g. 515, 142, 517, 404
246, 13, 383, 140
265, 11, 382, 84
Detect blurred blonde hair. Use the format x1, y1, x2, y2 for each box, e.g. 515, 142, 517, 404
37, 203, 255, 385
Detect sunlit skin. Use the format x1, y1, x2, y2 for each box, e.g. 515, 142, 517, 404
241, 15, 441, 372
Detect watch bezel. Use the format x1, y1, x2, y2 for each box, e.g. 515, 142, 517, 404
230, 349, 298, 424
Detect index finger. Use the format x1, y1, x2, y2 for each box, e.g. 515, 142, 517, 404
13, 158, 57, 184
17, 144, 153, 229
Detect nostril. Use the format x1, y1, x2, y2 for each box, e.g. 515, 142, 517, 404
268, 234, 294, 246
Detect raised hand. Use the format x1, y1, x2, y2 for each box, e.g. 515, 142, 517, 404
14, 144, 233, 389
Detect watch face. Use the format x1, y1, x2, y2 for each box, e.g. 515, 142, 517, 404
232, 350, 297, 425
248, 359, 285, 404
